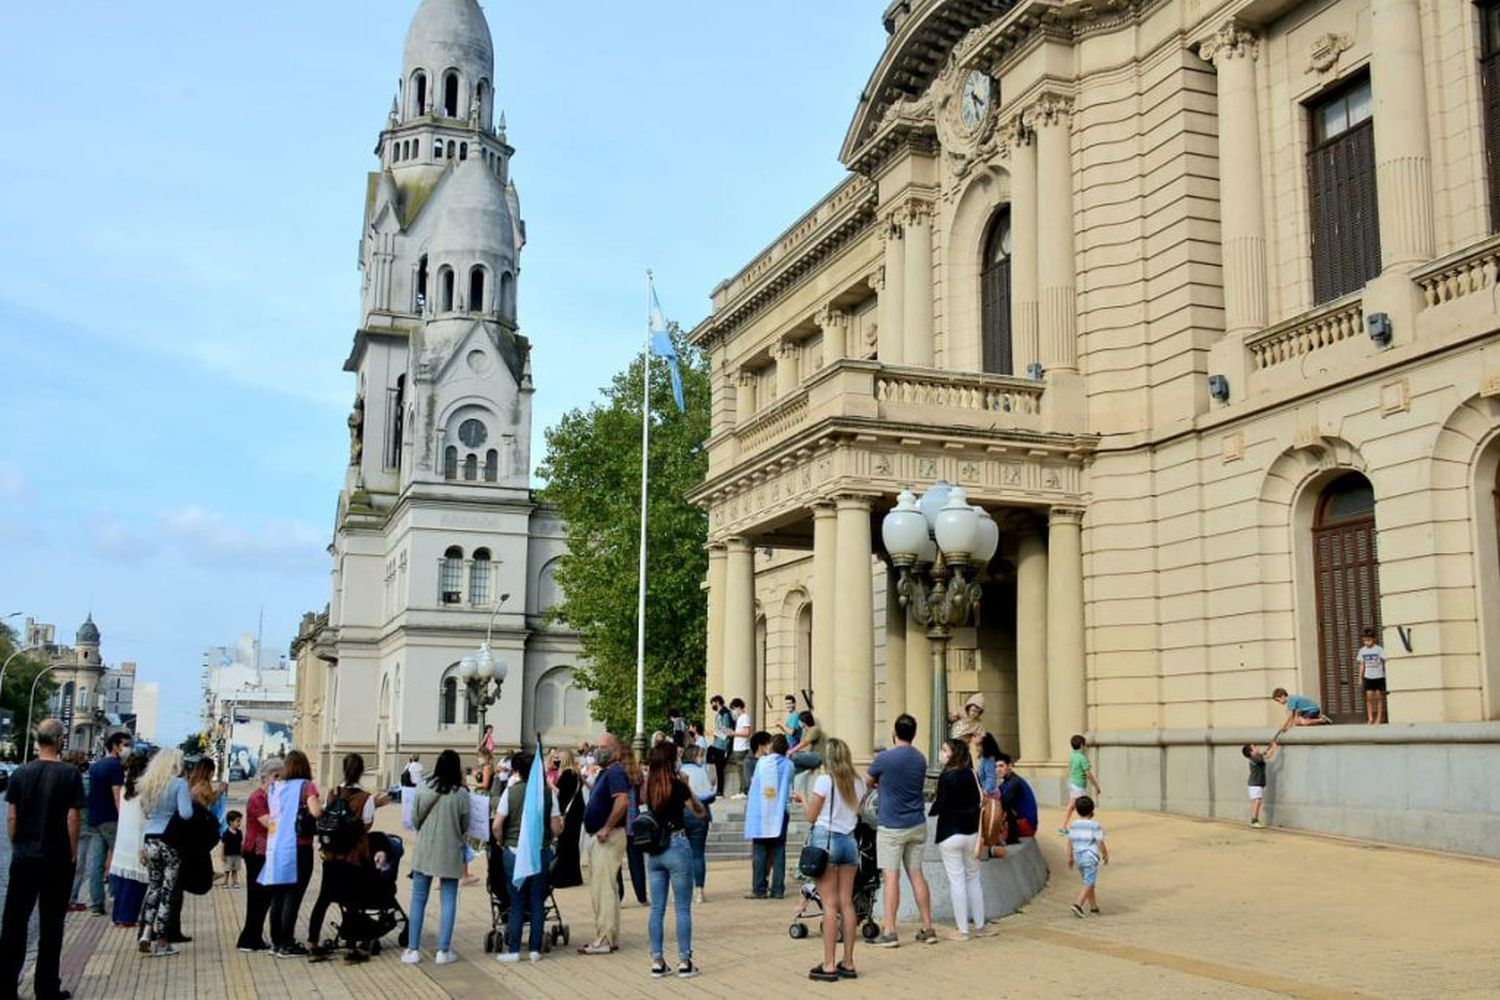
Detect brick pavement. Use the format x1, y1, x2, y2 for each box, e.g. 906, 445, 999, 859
8, 809, 1499, 999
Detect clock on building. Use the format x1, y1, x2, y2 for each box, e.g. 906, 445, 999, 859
458, 418, 488, 447
960, 70, 993, 133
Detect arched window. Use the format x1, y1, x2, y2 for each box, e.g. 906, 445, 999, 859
435, 141, 444, 160
439, 267, 455, 312
415, 255, 429, 312
413, 138, 420, 159
443, 444, 457, 480
476, 78, 490, 119
463, 453, 478, 481
441, 545, 464, 604
443, 71, 460, 117
468, 266, 486, 313
469, 548, 490, 605
484, 449, 498, 482
499, 271, 515, 317
459, 142, 468, 161
980, 208, 1014, 375
535, 666, 591, 732
446, 140, 456, 160
440, 677, 457, 725
1312, 472, 1381, 723
412, 71, 428, 116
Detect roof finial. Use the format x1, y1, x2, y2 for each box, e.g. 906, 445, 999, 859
498, 109, 507, 140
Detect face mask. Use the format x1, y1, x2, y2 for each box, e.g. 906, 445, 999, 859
595, 747, 615, 767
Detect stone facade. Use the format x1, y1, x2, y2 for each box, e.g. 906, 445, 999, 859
295, 0, 588, 787
30, 616, 118, 753
690, 0, 1500, 802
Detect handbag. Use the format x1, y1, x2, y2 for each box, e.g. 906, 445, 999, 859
798, 782, 837, 879
975, 772, 1007, 859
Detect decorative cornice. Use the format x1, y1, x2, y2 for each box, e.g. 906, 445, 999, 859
1021, 92, 1073, 130
1198, 20, 1258, 65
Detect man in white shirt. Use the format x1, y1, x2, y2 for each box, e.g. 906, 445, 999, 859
727, 699, 753, 799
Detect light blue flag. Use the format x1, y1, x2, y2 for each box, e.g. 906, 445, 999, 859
742, 753, 794, 840
648, 285, 685, 412
512, 741, 546, 888
258, 778, 304, 886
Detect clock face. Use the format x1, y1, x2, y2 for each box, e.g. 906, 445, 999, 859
458, 418, 487, 448
960, 70, 993, 133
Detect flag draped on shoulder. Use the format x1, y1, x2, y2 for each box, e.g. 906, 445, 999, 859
511, 742, 546, 888
258, 778, 304, 886
648, 284, 685, 412
743, 754, 794, 840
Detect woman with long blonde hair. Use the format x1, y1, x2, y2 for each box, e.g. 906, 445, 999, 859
792, 737, 865, 981
136, 749, 193, 957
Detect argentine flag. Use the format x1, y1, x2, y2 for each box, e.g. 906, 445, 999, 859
649, 285, 686, 412
511, 741, 547, 889
258, 778, 305, 886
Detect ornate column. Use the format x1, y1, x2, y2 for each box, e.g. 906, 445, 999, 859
811, 503, 839, 713
735, 370, 757, 425
905, 616, 931, 744
878, 217, 905, 364
819, 305, 849, 366
1200, 23, 1268, 337
1371, 0, 1434, 270
1046, 508, 1086, 758
705, 542, 728, 722
1006, 119, 1040, 373
774, 340, 801, 398
1015, 528, 1050, 763
1026, 95, 1077, 372
833, 496, 875, 759
723, 537, 757, 707
884, 566, 907, 734
902, 199, 935, 367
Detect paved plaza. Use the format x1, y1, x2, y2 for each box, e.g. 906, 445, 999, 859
6, 805, 1497, 999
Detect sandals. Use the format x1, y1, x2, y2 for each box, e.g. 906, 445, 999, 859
809, 964, 840, 982
836, 962, 858, 979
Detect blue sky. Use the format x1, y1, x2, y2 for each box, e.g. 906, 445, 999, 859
0, 2, 886, 743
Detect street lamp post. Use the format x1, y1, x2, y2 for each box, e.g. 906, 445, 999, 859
459, 594, 511, 739
881, 482, 1000, 768
1, 643, 41, 698
24, 664, 60, 760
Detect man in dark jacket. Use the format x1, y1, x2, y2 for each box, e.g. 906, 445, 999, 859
996, 753, 1038, 842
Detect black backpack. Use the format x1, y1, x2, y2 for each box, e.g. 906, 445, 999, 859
316, 790, 364, 854
629, 808, 670, 856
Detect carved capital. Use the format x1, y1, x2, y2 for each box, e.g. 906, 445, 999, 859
818, 305, 850, 332
1048, 505, 1085, 527
1021, 93, 1072, 131
1199, 21, 1259, 66
774, 339, 801, 360
737, 369, 758, 388
999, 115, 1033, 151
867, 267, 886, 293
899, 197, 936, 227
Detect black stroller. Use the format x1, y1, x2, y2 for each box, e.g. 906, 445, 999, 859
483, 836, 570, 954
787, 818, 882, 942
326, 831, 410, 955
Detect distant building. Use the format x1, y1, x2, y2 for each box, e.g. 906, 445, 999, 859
135, 681, 160, 742
202, 635, 295, 778
31, 615, 122, 754
101, 660, 136, 718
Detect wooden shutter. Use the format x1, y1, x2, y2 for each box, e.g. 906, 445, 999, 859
1309, 119, 1381, 303
1312, 516, 1381, 723
1483, 3, 1500, 232
981, 255, 1013, 375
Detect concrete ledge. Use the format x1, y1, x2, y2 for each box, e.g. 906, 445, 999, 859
875, 820, 1050, 925
1088, 723, 1500, 857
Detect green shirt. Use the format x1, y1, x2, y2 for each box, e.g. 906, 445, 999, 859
1068, 750, 1091, 789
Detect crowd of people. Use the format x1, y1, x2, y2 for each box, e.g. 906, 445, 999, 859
4, 691, 1082, 996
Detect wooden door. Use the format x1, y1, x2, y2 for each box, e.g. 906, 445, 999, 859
1312, 476, 1381, 723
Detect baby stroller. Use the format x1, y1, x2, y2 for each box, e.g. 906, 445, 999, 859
787, 818, 881, 942
327, 831, 410, 956
483, 838, 571, 954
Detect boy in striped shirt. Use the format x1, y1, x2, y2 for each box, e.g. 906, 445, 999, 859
1066, 796, 1109, 918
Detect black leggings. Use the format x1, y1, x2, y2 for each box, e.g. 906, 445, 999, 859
307, 859, 360, 945
268, 844, 314, 949
237, 854, 272, 949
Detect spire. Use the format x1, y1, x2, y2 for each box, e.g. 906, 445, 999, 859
498, 110, 507, 141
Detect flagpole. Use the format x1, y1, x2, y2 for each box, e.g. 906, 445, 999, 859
633, 270, 653, 754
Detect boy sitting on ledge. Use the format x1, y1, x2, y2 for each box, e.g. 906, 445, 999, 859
1272, 688, 1333, 733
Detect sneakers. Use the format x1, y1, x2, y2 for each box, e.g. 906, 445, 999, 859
871, 931, 899, 948
149, 943, 180, 958
277, 943, 309, 959
694, 888, 705, 904
650, 959, 670, 978
946, 930, 971, 942
401, 949, 422, 964
677, 960, 700, 979
434, 950, 458, 965
236, 942, 269, 953
971, 923, 999, 937
528, 952, 542, 963
914, 928, 939, 945
1070, 903, 1086, 918
496, 952, 520, 964
67, 903, 88, 913
1250, 818, 1265, 829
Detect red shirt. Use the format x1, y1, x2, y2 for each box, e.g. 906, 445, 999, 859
243, 787, 269, 856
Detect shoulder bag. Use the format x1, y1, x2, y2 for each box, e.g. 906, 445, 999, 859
975, 771, 1007, 859
798, 782, 835, 879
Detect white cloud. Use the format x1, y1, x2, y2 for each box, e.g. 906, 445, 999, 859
157, 506, 328, 576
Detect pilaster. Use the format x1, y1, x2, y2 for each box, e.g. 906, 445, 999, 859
1046, 506, 1085, 760
878, 215, 906, 364
705, 542, 728, 723
1016, 528, 1049, 764
1025, 94, 1077, 374
901, 198, 935, 367
723, 537, 757, 709
1004, 118, 1040, 374
811, 503, 839, 713
833, 495, 875, 759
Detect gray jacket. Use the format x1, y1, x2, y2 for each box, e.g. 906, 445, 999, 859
410, 785, 471, 879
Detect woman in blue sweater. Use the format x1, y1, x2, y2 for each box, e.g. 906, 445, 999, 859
136, 749, 193, 957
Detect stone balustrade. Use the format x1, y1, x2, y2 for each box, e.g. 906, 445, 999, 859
737, 391, 809, 455
1416, 234, 1500, 308
1245, 297, 1364, 370
875, 368, 1044, 415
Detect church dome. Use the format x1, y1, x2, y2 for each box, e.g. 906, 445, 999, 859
76, 614, 100, 645
403, 0, 494, 119
428, 155, 517, 264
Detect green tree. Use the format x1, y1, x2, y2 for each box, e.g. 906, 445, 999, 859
0, 621, 56, 755
538, 328, 709, 739
178, 731, 209, 756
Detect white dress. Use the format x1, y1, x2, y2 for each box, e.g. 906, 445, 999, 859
109, 797, 148, 883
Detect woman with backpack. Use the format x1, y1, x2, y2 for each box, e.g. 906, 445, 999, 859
791, 737, 865, 982
402, 749, 471, 966
639, 741, 706, 979
929, 739, 994, 941
307, 753, 386, 960
136, 748, 193, 957
260, 750, 323, 958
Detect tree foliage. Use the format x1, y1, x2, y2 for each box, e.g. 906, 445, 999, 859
0, 621, 56, 753
538, 330, 709, 739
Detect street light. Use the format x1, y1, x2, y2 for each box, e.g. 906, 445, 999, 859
881, 482, 1000, 767
461, 593, 512, 737
24, 663, 60, 760
1, 643, 42, 702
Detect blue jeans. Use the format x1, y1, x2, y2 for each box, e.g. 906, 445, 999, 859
408, 871, 458, 953
646, 834, 694, 962
682, 812, 710, 889
502, 847, 553, 954
750, 813, 788, 898
86, 822, 116, 909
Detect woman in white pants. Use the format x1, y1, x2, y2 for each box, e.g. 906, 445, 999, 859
928, 739, 996, 940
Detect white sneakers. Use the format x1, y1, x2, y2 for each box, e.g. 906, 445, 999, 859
401, 949, 421, 964
434, 950, 458, 965
497, 952, 520, 964
528, 951, 542, 963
